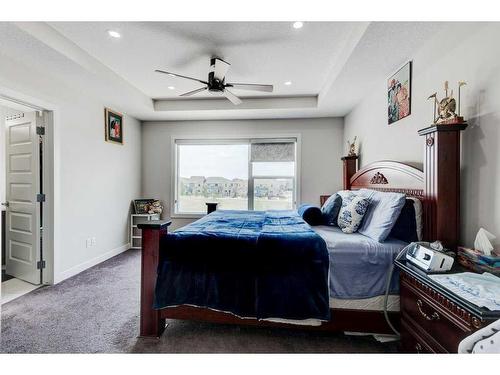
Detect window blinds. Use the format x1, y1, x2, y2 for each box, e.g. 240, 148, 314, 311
250, 141, 295, 162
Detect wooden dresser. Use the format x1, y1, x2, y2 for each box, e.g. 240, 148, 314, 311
395, 258, 500, 353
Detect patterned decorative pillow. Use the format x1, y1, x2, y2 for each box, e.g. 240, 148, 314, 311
337, 192, 370, 234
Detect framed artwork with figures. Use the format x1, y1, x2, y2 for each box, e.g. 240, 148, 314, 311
388, 61, 412, 124
105, 108, 123, 144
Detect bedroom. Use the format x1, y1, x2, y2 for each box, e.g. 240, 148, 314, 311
1, 0, 500, 372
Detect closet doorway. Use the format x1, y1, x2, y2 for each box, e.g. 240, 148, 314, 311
1, 95, 54, 304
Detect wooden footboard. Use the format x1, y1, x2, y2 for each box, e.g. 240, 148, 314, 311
137, 219, 171, 338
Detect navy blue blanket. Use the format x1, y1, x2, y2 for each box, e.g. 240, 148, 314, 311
154, 210, 330, 321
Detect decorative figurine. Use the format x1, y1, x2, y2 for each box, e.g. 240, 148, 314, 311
347, 136, 357, 157
427, 81, 466, 125
147, 200, 163, 215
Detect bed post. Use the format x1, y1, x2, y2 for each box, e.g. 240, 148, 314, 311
341, 155, 358, 190
418, 124, 467, 249
137, 219, 172, 338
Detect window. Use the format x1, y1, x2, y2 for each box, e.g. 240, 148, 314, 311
174, 138, 297, 215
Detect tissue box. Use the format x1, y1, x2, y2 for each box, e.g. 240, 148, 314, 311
457, 246, 500, 275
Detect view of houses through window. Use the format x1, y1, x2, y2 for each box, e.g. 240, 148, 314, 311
175, 140, 296, 214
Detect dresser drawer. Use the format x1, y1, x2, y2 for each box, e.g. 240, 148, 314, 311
401, 319, 435, 353
401, 279, 472, 352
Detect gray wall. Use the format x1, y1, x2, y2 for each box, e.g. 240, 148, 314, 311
142, 118, 344, 230
344, 23, 500, 248
0, 47, 142, 283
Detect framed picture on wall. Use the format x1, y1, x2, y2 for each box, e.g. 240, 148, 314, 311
388, 61, 412, 124
105, 108, 123, 144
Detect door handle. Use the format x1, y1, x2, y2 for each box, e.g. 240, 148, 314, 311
1, 202, 9, 207
417, 299, 440, 321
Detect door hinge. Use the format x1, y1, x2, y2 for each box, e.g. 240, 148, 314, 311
37, 260, 46, 269
37, 193, 46, 202
36, 126, 45, 135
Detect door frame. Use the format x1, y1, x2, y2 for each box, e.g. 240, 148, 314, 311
1, 90, 55, 285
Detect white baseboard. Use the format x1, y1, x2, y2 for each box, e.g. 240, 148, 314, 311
54, 243, 130, 284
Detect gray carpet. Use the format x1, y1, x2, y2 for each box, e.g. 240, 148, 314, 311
1, 249, 398, 353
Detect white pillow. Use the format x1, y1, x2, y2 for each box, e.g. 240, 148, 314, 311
337, 192, 370, 234
356, 188, 407, 242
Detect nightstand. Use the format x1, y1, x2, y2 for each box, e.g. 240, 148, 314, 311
130, 213, 161, 249
395, 258, 500, 353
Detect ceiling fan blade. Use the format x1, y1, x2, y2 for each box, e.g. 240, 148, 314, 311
155, 69, 208, 85
213, 58, 230, 81
180, 87, 207, 97
226, 83, 273, 93
223, 89, 242, 105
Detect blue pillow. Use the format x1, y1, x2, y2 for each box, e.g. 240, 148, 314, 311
298, 204, 323, 226
389, 199, 418, 243
357, 188, 406, 242
320, 193, 342, 226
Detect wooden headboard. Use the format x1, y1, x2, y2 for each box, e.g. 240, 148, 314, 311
321, 125, 466, 250
319, 160, 427, 240
349, 161, 424, 198
320, 160, 424, 205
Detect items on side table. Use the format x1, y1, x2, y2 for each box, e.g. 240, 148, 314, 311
130, 198, 163, 249
457, 247, 500, 275
133, 199, 163, 215
429, 272, 500, 311
456, 227, 499, 275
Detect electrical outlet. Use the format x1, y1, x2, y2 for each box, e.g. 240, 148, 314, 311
86, 238, 91, 248
91, 237, 96, 246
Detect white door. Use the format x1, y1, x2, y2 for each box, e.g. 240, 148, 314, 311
4, 111, 41, 284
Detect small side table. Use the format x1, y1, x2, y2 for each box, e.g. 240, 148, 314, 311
205, 202, 219, 214
130, 213, 160, 249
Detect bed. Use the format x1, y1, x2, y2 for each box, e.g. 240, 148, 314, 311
138, 160, 430, 338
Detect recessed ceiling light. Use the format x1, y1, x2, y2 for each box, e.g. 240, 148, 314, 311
284, 81, 292, 86
107, 30, 121, 38
168, 86, 175, 90
293, 21, 303, 29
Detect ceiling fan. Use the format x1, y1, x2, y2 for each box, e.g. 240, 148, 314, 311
155, 57, 273, 105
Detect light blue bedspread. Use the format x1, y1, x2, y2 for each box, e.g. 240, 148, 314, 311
313, 226, 407, 299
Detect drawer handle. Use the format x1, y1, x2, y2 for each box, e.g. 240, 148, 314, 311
417, 299, 440, 321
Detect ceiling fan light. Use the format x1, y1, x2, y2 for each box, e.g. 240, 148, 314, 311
293, 21, 303, 29
284, 81, 292, 86
168, 86, 175, 90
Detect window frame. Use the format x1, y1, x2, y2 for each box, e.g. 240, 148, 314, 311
171, 135, 301, 219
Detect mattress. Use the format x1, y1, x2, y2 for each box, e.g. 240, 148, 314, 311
313, 225, 407, 299
269, 226, 403, 326
329, 295, 399, 311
